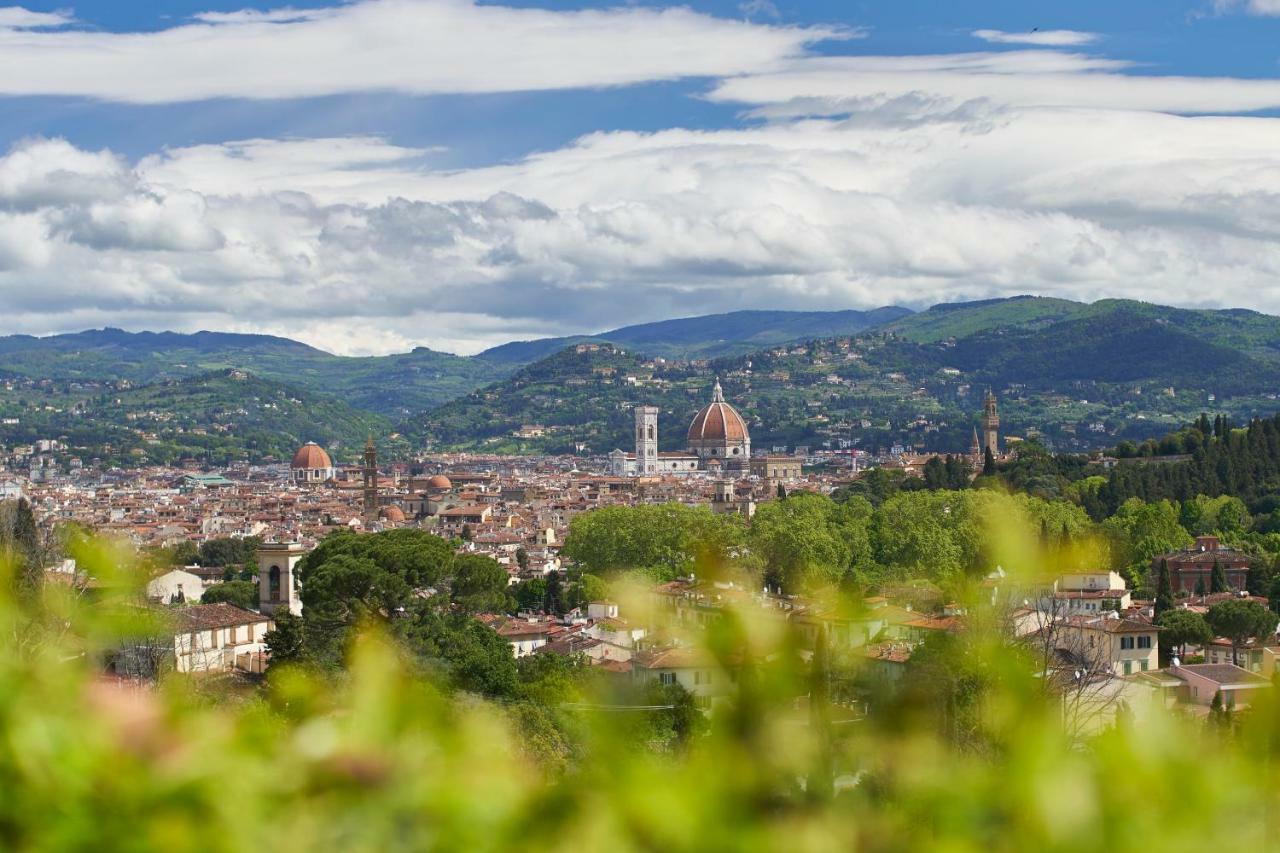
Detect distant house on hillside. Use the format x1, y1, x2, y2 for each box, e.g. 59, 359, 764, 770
1155, 536, 1249, 594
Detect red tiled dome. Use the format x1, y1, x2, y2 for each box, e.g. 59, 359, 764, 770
379, 505, 406, 522
427, 474, 452, 490
687, 381, 749, 444
291, 441, 332, 470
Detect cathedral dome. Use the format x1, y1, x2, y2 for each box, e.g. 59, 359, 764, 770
379, 505, 406, 523
426, 474, 452, 490
291, 441, 332, 470
687, 381, 749, 444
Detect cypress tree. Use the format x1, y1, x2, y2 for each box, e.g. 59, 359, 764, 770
982, 446, 996, 476
776, 483, 787, 500
1211, 558, 1228, 594
543, 570, 565, 616
1154, 558, 1173, 618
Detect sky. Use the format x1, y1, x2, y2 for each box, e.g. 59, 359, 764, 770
5, 1, 1280, 354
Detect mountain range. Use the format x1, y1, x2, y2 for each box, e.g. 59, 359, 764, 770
4, 297, 1280, 464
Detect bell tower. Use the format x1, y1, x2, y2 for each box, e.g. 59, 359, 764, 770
257, 542, 306, 616
982, 390, 999, 455
363, 435, 378, 521
635, 405, 658, 475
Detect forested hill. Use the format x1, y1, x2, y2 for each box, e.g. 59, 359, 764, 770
10, 297, 1280, 462
0, 369, 392, 466
417, 298, 1280, 456
477, 306, 913, 364
0, 328, 509, 416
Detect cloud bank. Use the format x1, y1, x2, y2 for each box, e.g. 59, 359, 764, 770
4, 6, 1280, 354
0, 0, 835, 103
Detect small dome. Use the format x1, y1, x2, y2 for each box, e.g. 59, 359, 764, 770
379, 505, 406, 523
291, 441, 333, 470
427, 474, 452, 490
687, 381, 749, 444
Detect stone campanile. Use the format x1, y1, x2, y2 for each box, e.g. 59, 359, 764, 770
982, 390, 1000, 454
635, 405, 659, 475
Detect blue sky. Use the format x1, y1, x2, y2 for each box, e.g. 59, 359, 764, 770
8, 0, 1280, 161
4, 0, 1280, 354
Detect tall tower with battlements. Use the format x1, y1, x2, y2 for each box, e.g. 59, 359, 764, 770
635, 406, 659, 475
982, 390, 1000, 454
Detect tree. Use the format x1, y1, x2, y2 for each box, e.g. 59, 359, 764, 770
7, 498, 43, 600
1155, 609, 1211, 660
750, 492, 869, 591
450, 554, 511, 615
460, 523, 473, 542
983, 446, 996, 476
515, 547, 529, 572
200, 580, 259, 610
512, 577, 547, 613
1210, 559, 1228, 594
543, 570, 566, 617
264, 611, 306, 666
776, 483, 787, 500
562, 503, 743, 579
1206, 599, 1279, 666
1154, 559, 1173, 619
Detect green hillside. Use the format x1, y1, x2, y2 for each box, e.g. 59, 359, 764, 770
0, 328, 509, 416
0, 369, 392, 466
476, 307, 912, 363
418, 298, 1280, 456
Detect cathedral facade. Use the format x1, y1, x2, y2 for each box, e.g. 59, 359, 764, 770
610, 379, 751, 476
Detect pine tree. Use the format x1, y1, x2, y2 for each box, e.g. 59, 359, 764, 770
1211, 558, 1228, 594
1154, 558, 1173, 619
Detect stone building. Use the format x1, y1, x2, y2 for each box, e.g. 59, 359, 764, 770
610, 379, 751, 476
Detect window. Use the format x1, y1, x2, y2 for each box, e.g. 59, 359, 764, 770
268, 566, 281, 602
1137, 635, 1152, 649
659, 672, 676, 686
1120, 636, 1135, 650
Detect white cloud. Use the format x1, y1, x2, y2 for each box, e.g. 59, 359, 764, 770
1212, 0, 1280, 15
0, 6, 73, 29
972, 29, 1098, 47
13, 33, 1280, 355
0, 0, 835, 103
707, 52, 1280, 116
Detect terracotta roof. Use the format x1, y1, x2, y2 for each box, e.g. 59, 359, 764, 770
687, 381, 749, 444
291, 442, 332, 470
174, 603, 270, 631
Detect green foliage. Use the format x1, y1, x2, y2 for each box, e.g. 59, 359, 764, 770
562, 504, 744, 580
1155, 609, 1212, 658
1102, 499, 1192, 580
1206, 599, 1279, 665
748, 492, 869, 591
1153, 559, 1173, 619
449, 554, 511, 615
199, 580, 258, 610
